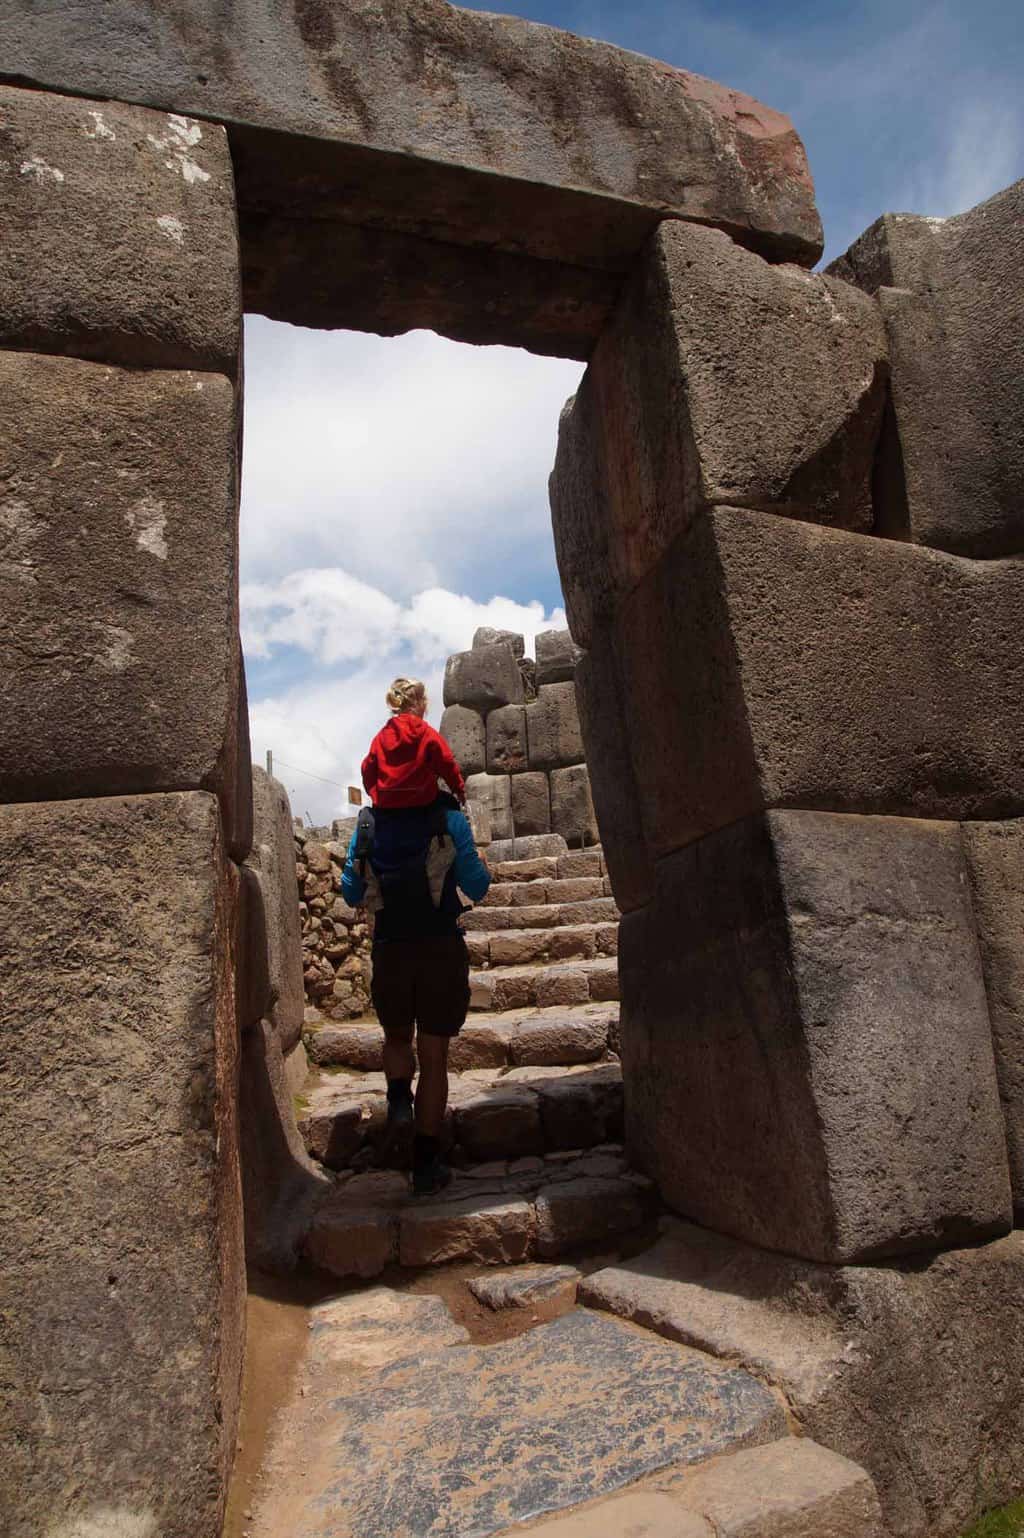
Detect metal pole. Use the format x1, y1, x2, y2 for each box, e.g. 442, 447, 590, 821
266, 749, 273, 777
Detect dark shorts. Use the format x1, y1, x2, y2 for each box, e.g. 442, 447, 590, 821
370, 933, 470, 1038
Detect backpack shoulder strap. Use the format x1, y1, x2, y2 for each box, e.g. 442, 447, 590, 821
354, 806, 376, 876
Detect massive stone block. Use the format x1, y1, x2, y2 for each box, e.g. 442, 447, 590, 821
0, 792, 245, 1538
473, 626, 524, 658
247, 767, 305, 1051
0, 350, 251, 857
961, 819, 1024, 1221
444, 644, 524, 714
486, 704, 528, 775
465, 772, 513, 842
510, 772, 551, 837
829, 182, 1024, 557
551, 222, 887, 644
616, 506, 1024, 858
620, 810, 1012, 1264
0, 84, 240, 373
550, 765, 599, 848
0, 3, 824, 319
526, 682, 585, 771
575, 638, 652, 914
535, 628, 583, 686
440, 704, 486, 777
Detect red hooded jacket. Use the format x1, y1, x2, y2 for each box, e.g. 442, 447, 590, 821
361, 711, 467, 809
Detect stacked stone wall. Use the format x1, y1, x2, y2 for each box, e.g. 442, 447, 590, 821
295, 820, 373, 1021
442, 626, 598, 848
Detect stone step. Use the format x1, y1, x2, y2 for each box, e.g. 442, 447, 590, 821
249, 1302, 788, 1538
462, 895, 619, 933
509, 1439, 885, 1538
305, 1001, 619, 1073
487, 847, 606, 883
466, 921, 618, 969
304, 1148, 655, 1277
299, 1060, 624, 1173
470, 955, 619, 1011
479, 874, 610, 909
485, 833, 571, 862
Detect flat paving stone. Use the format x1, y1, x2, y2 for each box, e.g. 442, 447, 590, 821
253, 1309, 786, 1538
469, 1264, 580, 1311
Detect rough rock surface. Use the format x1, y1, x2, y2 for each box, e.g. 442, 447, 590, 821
621, 810, 1012, 1264
239, 1019, 329, 1274
535, 628, 583, 686
295, 825, 373, 1021
828, 181, 1024, 557
0, 1, 824, 347
510, 772, 552, 836
465, 771, 514, 841
526, 682, 585, 771
445, 644, 524, 713
550, 223, 886, 643
487, 704, 529, 774
0, 792, 244, 1538
468, 1264, 580, 1311
550, 764, 599, 847
0, 84, 240, 373
0, 350, 250, 857
247, 767, 305, 1049
616, 505, 1024, 856
961, 818, 1024, 1219
249, 1309, 787, 1538
582, 1221, 1024, 1538
575, 639, 653, 913
439, 704, 486, 776
667, 1439, 886, 1538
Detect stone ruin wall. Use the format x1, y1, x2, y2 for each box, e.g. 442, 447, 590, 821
441, 626, 598, 848
295, 822, 374, 1022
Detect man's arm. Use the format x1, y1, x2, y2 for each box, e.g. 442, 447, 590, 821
446, 809, 490, 902
340, 827, 366, 907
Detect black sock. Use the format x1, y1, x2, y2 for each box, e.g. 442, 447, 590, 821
387, 1077, 413, 1105
413, 1133, 440, 1170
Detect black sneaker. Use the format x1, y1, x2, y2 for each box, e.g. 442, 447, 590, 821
412, 1156, 453, 1198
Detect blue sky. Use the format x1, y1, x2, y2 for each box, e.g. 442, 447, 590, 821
242, 0, 1022, 822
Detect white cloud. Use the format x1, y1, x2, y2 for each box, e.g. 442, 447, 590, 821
900, 99, 1022, 219
244, 572, 566, 825
240, 321, 583, 599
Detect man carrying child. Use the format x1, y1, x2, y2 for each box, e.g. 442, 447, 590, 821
340, 678, 490, 1195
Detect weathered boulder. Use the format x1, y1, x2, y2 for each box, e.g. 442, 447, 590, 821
582, 1221, 1024, 1538
246, 767, 305, 1050
0, 792, 244, 1538
473, 626, 524, 658
620, 810, 1012, 1264
400, 1196, 536, 1267
440, 703, 486, 776
526, 682, 585, 771
535, 628, 583, 686
510, 772, 552, 837
0, 351, 251, 858
468, 1264, 579, 1311
828, 182, 1024, 557
617, 506, 1024, 857
550, 764, 599, 847
444, 645, 524, 714
486, 704, 528, 774
536, 1175, 652, 1255
0, 84, 239, 373
551, 223, 887, 643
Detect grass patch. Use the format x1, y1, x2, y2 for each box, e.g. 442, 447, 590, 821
962, 1498, 1024, 1538
292, 1094, 310, 1114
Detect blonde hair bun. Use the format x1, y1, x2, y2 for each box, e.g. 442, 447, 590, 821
387, 677, 427, 713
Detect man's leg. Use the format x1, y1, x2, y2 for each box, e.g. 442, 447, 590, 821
371, 943, 416, 1126
414, 1031, 450, 1139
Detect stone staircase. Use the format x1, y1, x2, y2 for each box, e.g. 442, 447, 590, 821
295, 837, 655, 1279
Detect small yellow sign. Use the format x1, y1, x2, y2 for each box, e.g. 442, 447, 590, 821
347, 786, 363, 807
